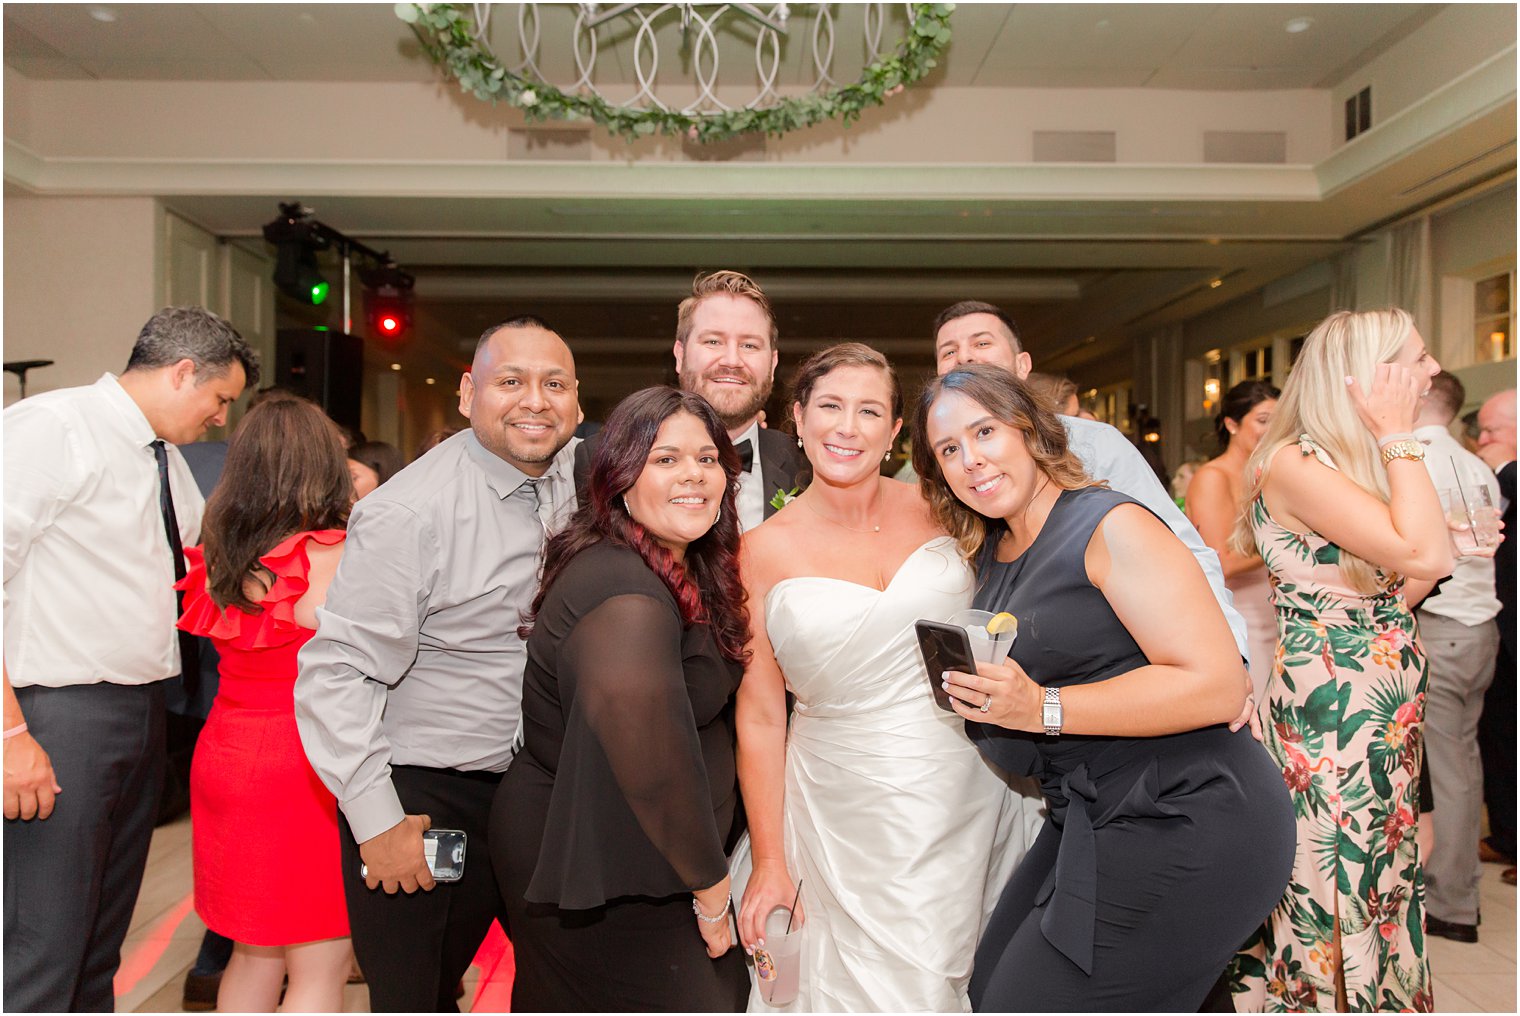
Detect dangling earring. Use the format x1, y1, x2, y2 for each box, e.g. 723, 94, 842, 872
797, 437, 803, 449
622, 495, 632, 517
883, 450, 891, 462
714, 506, 722, 526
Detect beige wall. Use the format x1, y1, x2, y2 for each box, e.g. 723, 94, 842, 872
2, 195, 160, 404
1164, 179, 1517, 467
6, 70, 1333, 168
1330, 4, 1517, 144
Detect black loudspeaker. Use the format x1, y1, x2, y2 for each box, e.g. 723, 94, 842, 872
274, 328, 364, 430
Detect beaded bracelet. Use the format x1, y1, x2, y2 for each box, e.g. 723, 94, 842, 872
693, 892, 733, 924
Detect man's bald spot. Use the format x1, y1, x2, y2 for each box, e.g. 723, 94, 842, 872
1483, 388, 1517, 419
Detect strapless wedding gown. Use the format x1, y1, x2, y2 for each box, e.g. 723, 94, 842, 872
736, 537, 1042, 1013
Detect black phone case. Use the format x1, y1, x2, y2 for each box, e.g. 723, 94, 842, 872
914, 619, 977, 712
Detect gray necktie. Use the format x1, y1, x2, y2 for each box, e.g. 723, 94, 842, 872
523, 477, 556, 534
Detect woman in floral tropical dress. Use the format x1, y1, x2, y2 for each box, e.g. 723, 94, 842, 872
1227, 308, 1453, 1013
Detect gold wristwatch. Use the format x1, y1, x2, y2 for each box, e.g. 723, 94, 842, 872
1380, 439, 1426, 466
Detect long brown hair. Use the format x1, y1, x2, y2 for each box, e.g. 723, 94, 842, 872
911, 364, 1094, 560
523, 387, 751, 663
201, 397, 351, 612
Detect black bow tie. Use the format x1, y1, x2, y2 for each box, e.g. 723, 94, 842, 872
736, 438, 755, 473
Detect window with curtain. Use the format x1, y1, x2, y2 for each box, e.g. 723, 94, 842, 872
1473, 271, 1513, 363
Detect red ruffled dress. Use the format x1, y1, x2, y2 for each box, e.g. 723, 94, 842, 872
177, 529, 349, 946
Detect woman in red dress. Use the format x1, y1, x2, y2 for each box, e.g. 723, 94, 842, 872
177, 397, 353, 1011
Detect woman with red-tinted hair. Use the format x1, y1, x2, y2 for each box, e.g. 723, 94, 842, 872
490, 386, 750, 1011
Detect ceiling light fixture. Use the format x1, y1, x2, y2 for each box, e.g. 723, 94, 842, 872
262, 202, 411, 338
1209, 278, 1224, 289
1284, 16, 1313, 34
361, 264, 416, 343
88, 7, 118, 22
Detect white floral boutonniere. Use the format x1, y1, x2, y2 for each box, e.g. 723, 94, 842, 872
769, 487, 800, 511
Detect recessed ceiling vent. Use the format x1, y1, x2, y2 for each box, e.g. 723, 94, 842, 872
1032, 131, 1116, 163
1203, 131, 1287, 164
1344, 86, 1372, 141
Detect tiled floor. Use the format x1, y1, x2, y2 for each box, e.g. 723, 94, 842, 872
118, 816, 1516, 1012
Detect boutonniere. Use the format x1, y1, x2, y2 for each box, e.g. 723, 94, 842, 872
769, 487, 800, 511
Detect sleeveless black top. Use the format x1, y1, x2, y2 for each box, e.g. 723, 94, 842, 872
969, 485, 1150, 779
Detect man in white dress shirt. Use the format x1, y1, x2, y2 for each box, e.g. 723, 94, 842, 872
576, 270, 805, 533
3, 307, 256, 1012
1412, 372, 1502, 943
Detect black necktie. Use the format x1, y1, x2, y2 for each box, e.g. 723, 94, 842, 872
736, 438, 755, 474
152, 441, 200, 697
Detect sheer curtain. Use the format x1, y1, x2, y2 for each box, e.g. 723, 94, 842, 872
1388, 216, 1433, 336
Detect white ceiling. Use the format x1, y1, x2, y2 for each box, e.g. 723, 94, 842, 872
3, 2, 1511, 400
5, 2, 1439, 89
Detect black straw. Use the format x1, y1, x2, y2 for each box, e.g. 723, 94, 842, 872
1452, 459, 1475, 519
784, 880, 803, 935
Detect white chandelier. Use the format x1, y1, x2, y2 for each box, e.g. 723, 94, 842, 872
401, 3, 954, 143
477, 2, 912, 114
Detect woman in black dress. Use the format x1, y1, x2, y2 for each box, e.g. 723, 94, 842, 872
913, 365, 1297, 1011
491, 386, 751, 1012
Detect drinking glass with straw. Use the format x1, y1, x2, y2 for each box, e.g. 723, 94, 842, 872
1440, 458, 1501, 556
756, 880, 804, 1006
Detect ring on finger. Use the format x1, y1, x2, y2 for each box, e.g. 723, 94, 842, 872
980, 695, 992, 713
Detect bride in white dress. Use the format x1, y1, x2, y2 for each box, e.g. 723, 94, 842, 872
734, 344, 1042, 1012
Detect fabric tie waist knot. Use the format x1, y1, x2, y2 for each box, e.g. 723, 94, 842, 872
1034, 759, 1183, 975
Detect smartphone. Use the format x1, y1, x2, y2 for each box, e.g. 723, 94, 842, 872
915, 619, 978, 713
360, 828, 467, 883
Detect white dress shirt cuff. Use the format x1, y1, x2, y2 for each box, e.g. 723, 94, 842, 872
342, 779, 408, 845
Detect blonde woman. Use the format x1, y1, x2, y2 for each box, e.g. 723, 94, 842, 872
1228, 309, 1451, 1013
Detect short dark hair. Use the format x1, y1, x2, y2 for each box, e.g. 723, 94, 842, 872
931, 301, 1022, 353
476, 315, 556, 355
1426, 371, 1465, 422
125, 307, 260, 387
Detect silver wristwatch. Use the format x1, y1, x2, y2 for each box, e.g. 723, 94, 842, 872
1042, 686, 1063, 737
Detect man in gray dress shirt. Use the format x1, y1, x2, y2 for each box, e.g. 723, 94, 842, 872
295, 316, 579, 1012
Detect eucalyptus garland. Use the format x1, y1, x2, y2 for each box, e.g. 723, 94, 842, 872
397, 2, 954, 144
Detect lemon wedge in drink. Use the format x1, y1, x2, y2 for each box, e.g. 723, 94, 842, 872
986, 612, 1018, 637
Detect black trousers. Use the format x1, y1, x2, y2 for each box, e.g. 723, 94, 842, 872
339, 765, 507, 1013
3, 682, 166, 1013
1479, 628, 1516, 856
